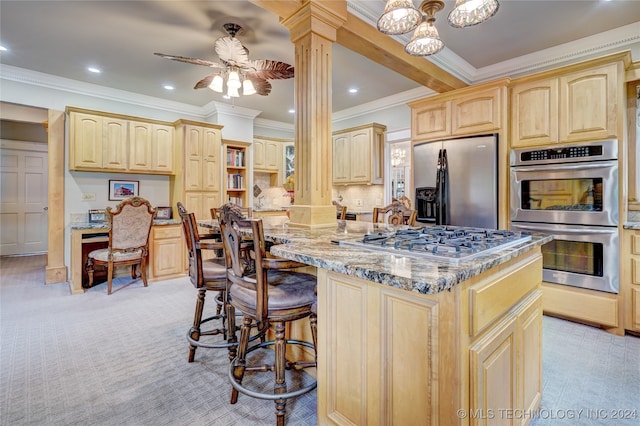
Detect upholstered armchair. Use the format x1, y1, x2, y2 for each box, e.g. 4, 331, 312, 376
86, 197, 156, 295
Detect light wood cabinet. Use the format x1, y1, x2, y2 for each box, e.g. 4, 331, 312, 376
149, 224, 185, 281
332, 123, 386, 185
69, 112, 128, 171
510, 60, 622, 147
622, 229, 640, 332
223, 140, 250, 207
67, 107, 174, 174
409, 82, 505, 141
317, 248, 543, 425
171, 120, 223, 221
253, 137, 282, 172
128, 122, 174, 173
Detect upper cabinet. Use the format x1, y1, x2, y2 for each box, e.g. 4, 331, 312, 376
67, 107, 175, 175
332, 123, 386, 185
510, 58, 624, 147
253, 136, 284, 173
409, 81, 506, 142
171, 120, 223, 221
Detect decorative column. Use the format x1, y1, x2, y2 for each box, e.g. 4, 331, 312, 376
281, 1, 347, 227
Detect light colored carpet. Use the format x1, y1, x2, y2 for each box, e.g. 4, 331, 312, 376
0, 255, 317, 426
1, 255, 638, 425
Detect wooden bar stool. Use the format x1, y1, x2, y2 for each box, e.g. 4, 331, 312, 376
219, 203, 317, 426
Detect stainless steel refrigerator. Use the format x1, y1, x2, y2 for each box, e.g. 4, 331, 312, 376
413, 134, 498, 229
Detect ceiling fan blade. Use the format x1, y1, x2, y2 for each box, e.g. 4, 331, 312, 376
214, 37, 250, 67
154, 52, 225, 68
193, 73, 218, 89
246, 60, 294, 79
246, 76, 272, 96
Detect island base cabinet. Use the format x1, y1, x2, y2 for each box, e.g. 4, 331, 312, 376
316, 249, 543, 426
149, 225, 186, 282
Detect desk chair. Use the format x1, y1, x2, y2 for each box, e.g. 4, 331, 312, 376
86, 197, 155, 295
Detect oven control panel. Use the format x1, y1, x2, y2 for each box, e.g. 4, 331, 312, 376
510, 139, 617, 166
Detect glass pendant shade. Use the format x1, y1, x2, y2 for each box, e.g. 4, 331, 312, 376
227, 86, 240, 98
227, 70, 242, 89
209, 75, 224, 93
405, 19, 444, 56
242, 79, 256, 96
377, 0, 421, 35
448, 0, 499, 28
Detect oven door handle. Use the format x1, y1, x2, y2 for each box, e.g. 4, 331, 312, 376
511, 162, 615, 173
512, 224, 616, 235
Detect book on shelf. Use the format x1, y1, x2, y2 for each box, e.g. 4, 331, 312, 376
227, 173, 244, 189
226, 148, 245, 167
228, 196, 243, 206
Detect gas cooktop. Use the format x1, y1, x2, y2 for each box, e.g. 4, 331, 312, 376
340, 226, 532, 265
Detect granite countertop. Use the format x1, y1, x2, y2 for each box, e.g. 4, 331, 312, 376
253, 208, 289, 212
71, 219, 180, 230
198, 218, 552, 295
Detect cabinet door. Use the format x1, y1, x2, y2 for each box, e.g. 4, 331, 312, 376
282, 143, 295, 185
150, 225, 185, 280
559, 63, 618, 142
518, 293, 542, 419
202, 128, 221, 191
129, 121, 153, 171
332, 134, 350, 184
184, 126, 204, 190
265, 141, 281, 170
469, 316, 517, 425
510, 78, 559, 147
70, 113, 103, 169
103, 118, 128, 170
151, 124, 174, 173
452, 86, 502, 136
411, 100, 451, 140
253, 140, 266, 169
349, 129, 372, 182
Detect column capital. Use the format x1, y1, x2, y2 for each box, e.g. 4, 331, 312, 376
281, 0, 347, 43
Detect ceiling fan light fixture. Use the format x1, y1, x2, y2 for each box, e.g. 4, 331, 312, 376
227, 70, 242, 89
209, 75, 224, 93
448, 0, 499, 28
377, 0, 421, 35
242, 79, 256, 96
227, 86, 240, 98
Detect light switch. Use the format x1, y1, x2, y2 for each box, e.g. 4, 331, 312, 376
81, 192, 96, 201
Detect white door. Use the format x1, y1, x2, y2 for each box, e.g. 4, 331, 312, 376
0, 144, 48, 255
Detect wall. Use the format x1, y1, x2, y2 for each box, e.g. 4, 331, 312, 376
332, 185, 385, 212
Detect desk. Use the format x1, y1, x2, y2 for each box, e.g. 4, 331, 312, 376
69, 220, 185, 294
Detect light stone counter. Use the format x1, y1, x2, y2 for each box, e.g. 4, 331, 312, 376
198, 218, 552, 295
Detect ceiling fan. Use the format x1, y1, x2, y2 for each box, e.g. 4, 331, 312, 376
154, 23, 294, 97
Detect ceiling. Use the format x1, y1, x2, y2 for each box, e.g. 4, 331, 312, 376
1, 1, 639, 125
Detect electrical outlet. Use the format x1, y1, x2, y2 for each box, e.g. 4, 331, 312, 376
356, 199, 363, 207
81, 192, 96, 201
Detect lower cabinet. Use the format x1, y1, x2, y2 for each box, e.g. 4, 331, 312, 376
149, 224, 186, 281
623, 229, 640, 332
316, 249, 543, 425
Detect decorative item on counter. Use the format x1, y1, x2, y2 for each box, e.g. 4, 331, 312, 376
88, 209, 106, 224
253, 184, 262, 198
282, 172, 294, 191
156, 206, 173, 219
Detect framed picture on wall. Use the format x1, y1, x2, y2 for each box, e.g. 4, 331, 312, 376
88, 209, 106, 223
109, 180, 139, 201
155, 206, 172, 219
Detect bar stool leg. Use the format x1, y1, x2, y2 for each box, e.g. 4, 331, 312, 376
188, 288, 206, 362
274, 321, 287, 426
230, 315, 252, 404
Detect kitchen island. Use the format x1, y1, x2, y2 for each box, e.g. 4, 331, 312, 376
199, 218, 552, 425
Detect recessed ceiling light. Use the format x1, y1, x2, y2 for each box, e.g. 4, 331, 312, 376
348, 88, 358, 94
0, 46, 7, 52
288, 109, 295, 114
87, 67, 101, 74
163, 85, 174, 90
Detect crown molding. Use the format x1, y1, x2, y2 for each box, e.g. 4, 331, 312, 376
0, 65, 205, 117
254, 118, 295, 132
472, 21, 640, 82
211, 101, 261, 120
333, 86, 433, 122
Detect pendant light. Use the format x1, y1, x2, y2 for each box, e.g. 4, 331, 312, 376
448, 0, 500, 28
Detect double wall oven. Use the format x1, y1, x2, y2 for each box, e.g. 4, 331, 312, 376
509, 140, 619, 294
